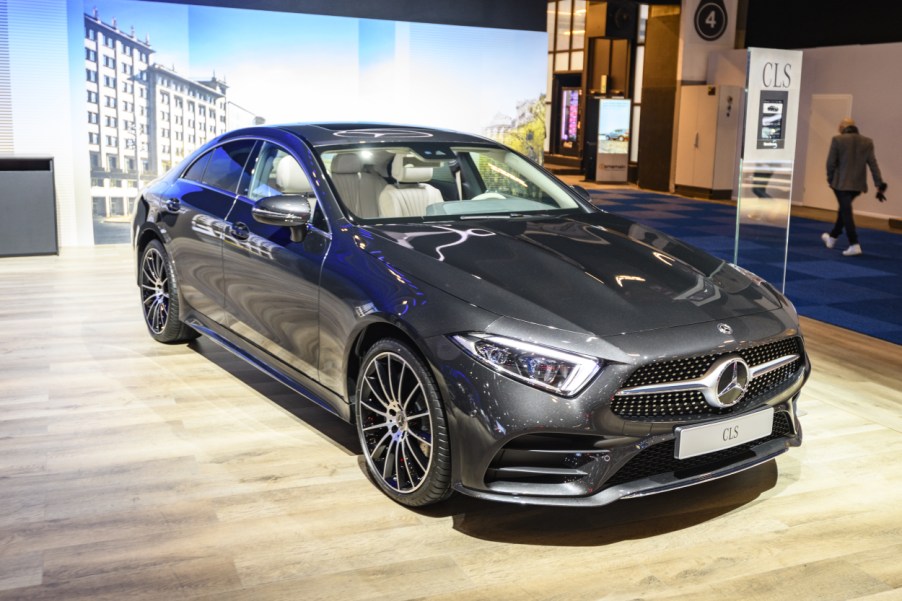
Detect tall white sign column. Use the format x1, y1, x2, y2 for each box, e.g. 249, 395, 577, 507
734, 47, 803, 292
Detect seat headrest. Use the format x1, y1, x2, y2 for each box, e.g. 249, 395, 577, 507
276, 156, 313, 194
331, 153, 363, 175
391, 158, 433, 184
366, 150, 393, 177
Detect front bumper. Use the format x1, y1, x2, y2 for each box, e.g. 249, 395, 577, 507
452, 403, 800, 507
424, 318, 808, 507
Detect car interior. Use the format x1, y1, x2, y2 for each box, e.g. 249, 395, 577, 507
322, 146, 580, 221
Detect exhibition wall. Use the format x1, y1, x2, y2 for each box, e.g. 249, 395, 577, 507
0, 0, 546, 246
793, 42, 902, 220
708, 43, 901, 222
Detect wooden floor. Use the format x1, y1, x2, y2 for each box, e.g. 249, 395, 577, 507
2, 245, 901, 601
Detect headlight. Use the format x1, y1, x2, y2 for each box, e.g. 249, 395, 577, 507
451, 333, 600, 396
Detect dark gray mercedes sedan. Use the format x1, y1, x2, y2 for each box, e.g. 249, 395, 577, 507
132, 123, 808, 507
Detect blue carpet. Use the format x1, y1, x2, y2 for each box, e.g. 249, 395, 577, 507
590, 189, 902, 346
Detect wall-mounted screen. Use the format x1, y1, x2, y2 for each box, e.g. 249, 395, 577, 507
597, 98, 631, 153
0, 0, 547, 245
595, 98, 630, 182
81, 0, 546, 242
560, 88, 580, 148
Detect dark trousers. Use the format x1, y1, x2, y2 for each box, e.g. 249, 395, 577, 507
829, 189, 861, 245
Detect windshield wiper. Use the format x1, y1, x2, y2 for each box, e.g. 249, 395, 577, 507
456, 211, 561, 221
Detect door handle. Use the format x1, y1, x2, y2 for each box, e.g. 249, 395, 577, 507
164, 198, 180, 212
229, 222, 250, 241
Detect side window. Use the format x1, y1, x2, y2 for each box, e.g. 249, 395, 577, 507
200, 139, 257, 194
248, 142, 327, 232
247, 142, 302, 200
182, 152, 211, 183
310, 200, 327, 232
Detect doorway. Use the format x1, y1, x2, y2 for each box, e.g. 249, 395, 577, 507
802, 94, 852, 210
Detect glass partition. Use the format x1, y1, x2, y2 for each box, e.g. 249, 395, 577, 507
734, 48, 804, 294
733, 159, 794, 292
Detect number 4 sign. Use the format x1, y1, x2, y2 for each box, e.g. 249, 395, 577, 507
695, 0, 728, 41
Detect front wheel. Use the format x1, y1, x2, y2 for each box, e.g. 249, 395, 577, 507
355, 338, 452, 506
139, 239, 198, 344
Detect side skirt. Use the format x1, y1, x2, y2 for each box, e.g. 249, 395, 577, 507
184, 315, 352, 422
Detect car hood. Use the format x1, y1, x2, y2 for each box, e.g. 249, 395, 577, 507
362, 211, 783, 337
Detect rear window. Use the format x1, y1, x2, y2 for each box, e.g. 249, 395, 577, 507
182, 152, 210, 183
199, 140, 257, 195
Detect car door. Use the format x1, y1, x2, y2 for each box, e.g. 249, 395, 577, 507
221, 141, 330, 381
164, 139, 258, 324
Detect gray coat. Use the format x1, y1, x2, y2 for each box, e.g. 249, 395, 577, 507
826, 126, 884, 193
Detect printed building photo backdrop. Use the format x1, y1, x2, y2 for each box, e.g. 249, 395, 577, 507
81, 0, 548, 243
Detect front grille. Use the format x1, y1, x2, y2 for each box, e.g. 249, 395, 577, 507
612, 337, 804, 420
605, 411, 794, 487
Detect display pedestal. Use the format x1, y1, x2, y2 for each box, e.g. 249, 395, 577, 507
734, 48, 803, 292
0, 157, 58, 257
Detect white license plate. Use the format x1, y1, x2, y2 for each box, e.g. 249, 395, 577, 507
674, 407, 774, 460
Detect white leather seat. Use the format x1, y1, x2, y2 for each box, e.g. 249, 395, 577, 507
276, 155, 315, 211
330, 153, 385, 218
276, 156, 312, 194
377, 159, 443, 218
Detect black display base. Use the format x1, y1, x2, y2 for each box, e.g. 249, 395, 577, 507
674, 184, 734, 201
544, 154, 583, 176
0, 157, 59, 257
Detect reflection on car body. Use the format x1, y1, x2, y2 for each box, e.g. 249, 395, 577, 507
132, 123, 809, 507
190, 213, 275, 260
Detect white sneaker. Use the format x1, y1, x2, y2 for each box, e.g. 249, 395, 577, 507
821, 233, 837, 249
842, 244, 862, 256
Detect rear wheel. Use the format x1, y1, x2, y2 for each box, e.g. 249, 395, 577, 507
139, 239, 198, 344
356, 338, 452, 506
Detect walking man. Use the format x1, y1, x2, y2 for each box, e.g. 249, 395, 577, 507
822, 117, 887, 256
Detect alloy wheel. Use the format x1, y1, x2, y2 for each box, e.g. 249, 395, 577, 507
358, 351, 434, 493
141, 247, 170, 334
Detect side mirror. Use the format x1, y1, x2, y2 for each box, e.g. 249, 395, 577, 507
252, 194, 311, 242
572, 185, 592, 202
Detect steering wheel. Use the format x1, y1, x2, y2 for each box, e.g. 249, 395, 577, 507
471, 191, 506, 201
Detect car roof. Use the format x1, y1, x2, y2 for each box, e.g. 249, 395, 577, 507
267, 123, 496, 148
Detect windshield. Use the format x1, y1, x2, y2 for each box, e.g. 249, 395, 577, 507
319, 144, 589, 222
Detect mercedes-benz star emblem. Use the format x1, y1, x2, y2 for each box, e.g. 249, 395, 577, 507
717, 323, 733, 335
704, 356, 750, 408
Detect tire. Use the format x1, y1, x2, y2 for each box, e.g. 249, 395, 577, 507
355, 338, 452, 506
139, 239, 198, 344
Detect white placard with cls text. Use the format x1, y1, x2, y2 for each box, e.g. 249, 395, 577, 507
743, 48, 803, 163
